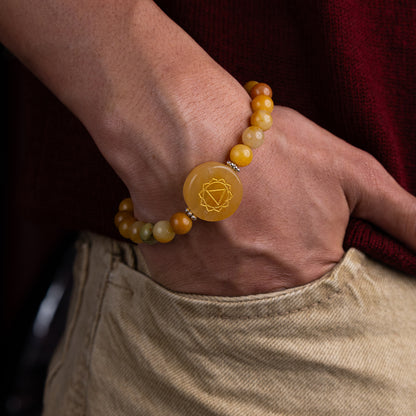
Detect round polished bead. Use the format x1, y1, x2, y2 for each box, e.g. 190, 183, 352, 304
183, 162, 243, 222
170, 212, 193, 235
114, 210, 133, 227
251, 110, 273, 130
250, 82, 273, 99
230, 144, 253, 167
251, 95, 274, 113
153, 221, 176, 243
244, 80, 258, 94
118, 217, 136, 239
242, 126, 265, 149
143, 236, 158, 245
119, 198, 134, 212
140, 223, 154, 241
129, 221, 145, 243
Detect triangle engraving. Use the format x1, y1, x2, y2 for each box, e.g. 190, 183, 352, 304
205, 188, 226, 206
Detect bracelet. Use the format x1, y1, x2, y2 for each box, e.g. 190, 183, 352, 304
115, 81, 274, 244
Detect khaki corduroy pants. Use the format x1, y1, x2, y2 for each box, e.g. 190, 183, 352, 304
43, 232, 416, 415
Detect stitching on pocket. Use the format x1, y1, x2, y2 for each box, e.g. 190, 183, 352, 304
108, 249, 359, 321
82, 280, 111, 414
215, 287, 343, 320
81, 242, 136, 414
107, 280, 134, 294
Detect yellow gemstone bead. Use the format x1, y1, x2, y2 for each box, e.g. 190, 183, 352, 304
251, 95, 274, 113
119, 198, 134, 212
170, 212, 193, 235
183, 162, 243, 222
250, 82, 273, 99
230, 144, 253, 167
153, 220, 176, 243
114, 211, 133, 228
140, 223, 155, 242
251, 110, 273, 130
129, 221, 145, 243
244, 81, 258, 94
118, 217, 136, 239
242, 126, 264, 149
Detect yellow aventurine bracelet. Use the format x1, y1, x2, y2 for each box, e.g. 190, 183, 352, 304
115, 81, 274, 244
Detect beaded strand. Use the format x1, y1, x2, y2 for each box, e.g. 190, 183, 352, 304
114, 81, 273, 244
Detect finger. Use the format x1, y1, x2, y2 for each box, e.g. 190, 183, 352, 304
346, 152, 416, 252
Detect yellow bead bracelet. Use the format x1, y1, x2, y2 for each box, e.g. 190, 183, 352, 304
115, 81, 273, 244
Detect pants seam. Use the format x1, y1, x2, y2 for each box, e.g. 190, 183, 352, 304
80, 241, 117, 415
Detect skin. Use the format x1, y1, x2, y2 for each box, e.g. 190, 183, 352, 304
1, 0, 415, 295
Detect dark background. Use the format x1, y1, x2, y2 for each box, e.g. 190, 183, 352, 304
1, 48, 76, 416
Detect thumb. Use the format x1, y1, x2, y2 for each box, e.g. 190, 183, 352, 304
345, 152, 416, 252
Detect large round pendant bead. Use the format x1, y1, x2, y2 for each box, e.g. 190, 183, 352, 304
183, 162, 243, 222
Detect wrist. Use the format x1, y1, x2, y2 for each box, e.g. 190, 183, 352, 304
114, 81, 280, 296
98, 68, 251, 217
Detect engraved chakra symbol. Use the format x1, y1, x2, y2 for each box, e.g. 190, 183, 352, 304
199, 178, 233, 212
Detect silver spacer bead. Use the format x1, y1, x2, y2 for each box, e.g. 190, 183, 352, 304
226, 160, 240, 172
185, 208, 197, 221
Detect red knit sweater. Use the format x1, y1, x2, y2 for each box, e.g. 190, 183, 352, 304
8, 0, 416, 275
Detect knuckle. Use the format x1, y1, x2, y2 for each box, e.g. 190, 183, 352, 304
343, 148, 390, 215
355, 151, 386, 193
400, 196, 416, 236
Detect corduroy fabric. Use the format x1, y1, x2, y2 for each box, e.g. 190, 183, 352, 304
43, 233, 416, 415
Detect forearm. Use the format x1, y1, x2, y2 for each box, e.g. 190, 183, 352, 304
0, 0, 249, 204
0, 0, 245, 136
4, 1, 413, 296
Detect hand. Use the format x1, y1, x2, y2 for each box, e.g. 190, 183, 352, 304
135, 105, 416, 296
2, 0, 414, 296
